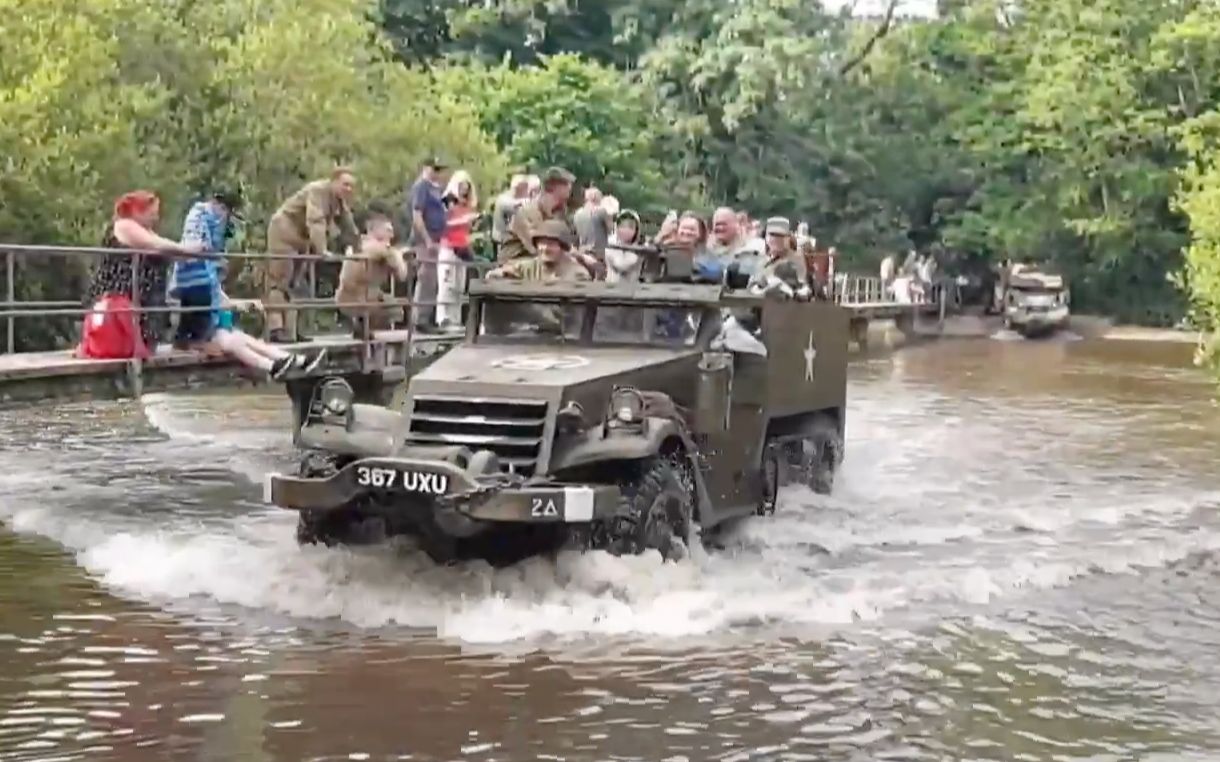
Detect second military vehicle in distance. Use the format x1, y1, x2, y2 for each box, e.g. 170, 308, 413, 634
999, 263, 1071, 338
264, 278, 849, 565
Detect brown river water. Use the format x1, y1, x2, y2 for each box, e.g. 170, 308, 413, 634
2, 337, 1220, 761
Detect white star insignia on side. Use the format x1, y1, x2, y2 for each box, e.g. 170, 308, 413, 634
804, 331, 817, 382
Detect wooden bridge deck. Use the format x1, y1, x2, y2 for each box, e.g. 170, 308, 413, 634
0, 330, 461, 406
0, 331, 455, 379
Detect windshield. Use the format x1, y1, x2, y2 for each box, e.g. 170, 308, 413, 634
478, 301, 702, 347
1012, 287, 1062, 297
593, 306, 702, 347
480, 302, 583, 341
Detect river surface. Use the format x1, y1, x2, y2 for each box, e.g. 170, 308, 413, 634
1, 338, 1219, 761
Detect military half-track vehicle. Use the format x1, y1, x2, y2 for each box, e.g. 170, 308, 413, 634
264, 279, 849, 564
1000, 264, 1070, 338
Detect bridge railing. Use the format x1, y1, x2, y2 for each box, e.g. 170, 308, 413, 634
0, 244, 494, 362
835, 273, 957, 310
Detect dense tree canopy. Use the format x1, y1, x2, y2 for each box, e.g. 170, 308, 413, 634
9, 0, 1220, 344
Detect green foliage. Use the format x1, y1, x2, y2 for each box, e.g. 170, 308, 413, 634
1167, 4, 1220, 359
0, 0, 183, 244
379, 0, 687, 68
200, 0, 506, 247
0, 0, 507, 246
438, 55, 679, 210
0, 0, 506, 350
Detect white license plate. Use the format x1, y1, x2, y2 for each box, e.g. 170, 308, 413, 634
355, 465, 449, 495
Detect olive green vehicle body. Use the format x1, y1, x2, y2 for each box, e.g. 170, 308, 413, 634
265, 279, 849, 550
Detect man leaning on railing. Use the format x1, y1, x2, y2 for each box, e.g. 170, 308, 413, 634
265, 168, 360, 344
336, 211, 410, 338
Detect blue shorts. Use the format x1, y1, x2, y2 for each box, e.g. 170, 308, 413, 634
175, 286, 217, 343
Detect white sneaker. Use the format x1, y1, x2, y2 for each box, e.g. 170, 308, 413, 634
299, 349, 327, 375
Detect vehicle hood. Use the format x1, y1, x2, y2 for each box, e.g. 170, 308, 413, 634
410, 343, 700, 390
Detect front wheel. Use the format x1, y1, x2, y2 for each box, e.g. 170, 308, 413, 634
602, 457, 694, 561
293, 449, 384, 547
296, 508, 384, 547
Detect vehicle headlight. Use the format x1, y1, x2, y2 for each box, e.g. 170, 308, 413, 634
556, 400, 585, 435
316, 377, 354, 419
609, 387, 645, 424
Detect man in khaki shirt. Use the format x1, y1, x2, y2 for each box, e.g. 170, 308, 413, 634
496, 166, 575, 263
337, 212, 410, 336
264, 168, 360, 342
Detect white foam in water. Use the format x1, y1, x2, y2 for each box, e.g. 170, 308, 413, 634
139, 392, 292, 483
4, 479, 1219, 644
1, 383, 1218, 644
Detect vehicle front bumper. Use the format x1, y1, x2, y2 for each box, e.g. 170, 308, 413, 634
1010, 305, 1069, 329
264, 457, 623, 524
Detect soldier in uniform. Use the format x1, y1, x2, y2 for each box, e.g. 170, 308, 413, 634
497, 166, 576, 263
485, 219, 588, 334
749, 216, 810, 297
486, 219, 590, 282
264, 168, 359, 342
336, 211, 410, 337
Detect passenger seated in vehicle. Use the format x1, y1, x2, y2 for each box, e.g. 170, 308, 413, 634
749, 217, 810, 299
336, 211, 410, 337
485, 219, 589, 334
485, 220, 590, 283
604, 209, 645, 284
649, 212, 708, 283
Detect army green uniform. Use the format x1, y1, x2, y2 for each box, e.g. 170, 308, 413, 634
486, 220, 588, 333
497, 198, 571, 263
496, 167, 576, 263
336, 241, 410, 333
488, 252, 591, 282
750, 251, 808, 288
748, 216, 807, 291
265, 180, 358, 340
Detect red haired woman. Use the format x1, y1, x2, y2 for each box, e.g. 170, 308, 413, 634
85, 191, 202, 353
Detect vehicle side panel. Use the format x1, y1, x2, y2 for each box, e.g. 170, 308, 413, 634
762, 300, 849, 420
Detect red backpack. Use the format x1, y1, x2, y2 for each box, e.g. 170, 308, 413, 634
76, 295, 150, 360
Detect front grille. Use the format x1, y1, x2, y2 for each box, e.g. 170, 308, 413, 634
405, 395, 549, 476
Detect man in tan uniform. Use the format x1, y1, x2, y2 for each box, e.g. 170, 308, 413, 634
336, 212, 410, 337
496, 166, 575, 263
265, 168, 359, 342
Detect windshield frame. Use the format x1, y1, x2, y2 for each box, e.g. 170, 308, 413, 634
470, 296, 717, 350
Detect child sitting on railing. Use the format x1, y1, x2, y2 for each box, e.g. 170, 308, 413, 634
174, 188, 325, 380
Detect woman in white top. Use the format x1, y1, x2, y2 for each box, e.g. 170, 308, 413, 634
604, 209, 644, 284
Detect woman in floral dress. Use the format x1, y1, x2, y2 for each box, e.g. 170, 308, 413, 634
86, 191, 202, 352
